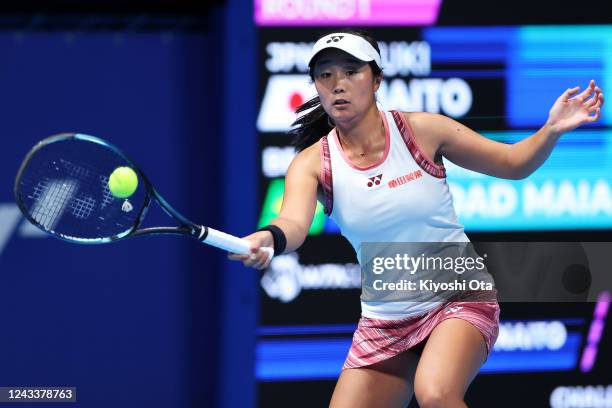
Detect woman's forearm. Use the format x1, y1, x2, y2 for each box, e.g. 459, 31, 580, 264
269, 216, 309, 254
506, 122, 562, 179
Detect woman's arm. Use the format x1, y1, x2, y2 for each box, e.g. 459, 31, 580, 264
409, 80, 604, 180
268, 143, 320, 252
228, 142, 320, 269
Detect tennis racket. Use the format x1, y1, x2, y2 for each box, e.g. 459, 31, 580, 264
14, 133, 273, 258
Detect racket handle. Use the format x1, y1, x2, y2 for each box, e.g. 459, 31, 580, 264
200, 226, 275, 259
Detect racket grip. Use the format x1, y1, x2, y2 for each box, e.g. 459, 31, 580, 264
201, 226, 275, 259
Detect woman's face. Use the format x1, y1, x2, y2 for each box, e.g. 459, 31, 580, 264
312, 48, 381, 124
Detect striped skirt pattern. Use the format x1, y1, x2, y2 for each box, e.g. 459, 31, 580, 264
343, 301, 500, 369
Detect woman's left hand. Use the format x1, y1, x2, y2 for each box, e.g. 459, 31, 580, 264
547, 79, 604, 137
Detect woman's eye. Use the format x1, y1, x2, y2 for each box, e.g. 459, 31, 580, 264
320, 72, 330, 78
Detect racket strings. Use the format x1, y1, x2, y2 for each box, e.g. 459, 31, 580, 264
99, 175, 115, 210
17, 139, 146, 241
69, 195, 96, 220
29, 178, 77, 231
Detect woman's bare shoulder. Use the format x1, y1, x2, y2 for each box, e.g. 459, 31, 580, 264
401, 111, 445, 129
400, 111, 448, 161
288, 140, 322, 180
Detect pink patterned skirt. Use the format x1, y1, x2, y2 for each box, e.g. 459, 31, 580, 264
343, 300, 500, 369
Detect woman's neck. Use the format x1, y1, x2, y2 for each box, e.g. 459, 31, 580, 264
335, 107, 384, 156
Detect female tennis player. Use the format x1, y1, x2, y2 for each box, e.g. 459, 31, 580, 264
229, 29, 604, 407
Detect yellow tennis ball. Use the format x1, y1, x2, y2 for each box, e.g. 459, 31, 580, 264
108, 166, 138, 198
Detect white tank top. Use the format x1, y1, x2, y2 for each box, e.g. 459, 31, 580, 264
319, 110, 469, 319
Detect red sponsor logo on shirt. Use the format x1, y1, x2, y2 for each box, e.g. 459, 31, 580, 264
388, 170, 423, 189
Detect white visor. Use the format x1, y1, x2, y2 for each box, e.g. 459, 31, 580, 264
308, 33, 382, 69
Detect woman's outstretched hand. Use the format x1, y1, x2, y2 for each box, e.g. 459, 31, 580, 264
227, 230, 274, 270
547, 79, 604, 137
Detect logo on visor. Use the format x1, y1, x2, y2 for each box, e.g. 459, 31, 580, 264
326, 35, 344, 43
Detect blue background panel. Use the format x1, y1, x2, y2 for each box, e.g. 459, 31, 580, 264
509, 26, 612, 128
0, 30, 226, 407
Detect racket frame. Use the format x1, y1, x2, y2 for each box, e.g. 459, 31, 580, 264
14, 133, 264, 257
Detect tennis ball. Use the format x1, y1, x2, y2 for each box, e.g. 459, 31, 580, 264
108, 166, 138, 198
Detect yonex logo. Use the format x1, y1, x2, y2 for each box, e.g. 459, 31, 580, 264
121, 200, 133, 213
445, 306, 464, 314
326, 35, 344, 43
367, 174, 383, 188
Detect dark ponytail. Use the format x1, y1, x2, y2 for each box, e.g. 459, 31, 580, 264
288, 28, 383, 152
289, 96, 332, 152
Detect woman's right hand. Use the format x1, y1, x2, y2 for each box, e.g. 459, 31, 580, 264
227, 230, 274, 270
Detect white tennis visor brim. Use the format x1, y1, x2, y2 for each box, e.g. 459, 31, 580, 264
308, 33, 382, 69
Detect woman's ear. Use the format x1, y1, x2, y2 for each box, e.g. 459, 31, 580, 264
373, 74, 383, 92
